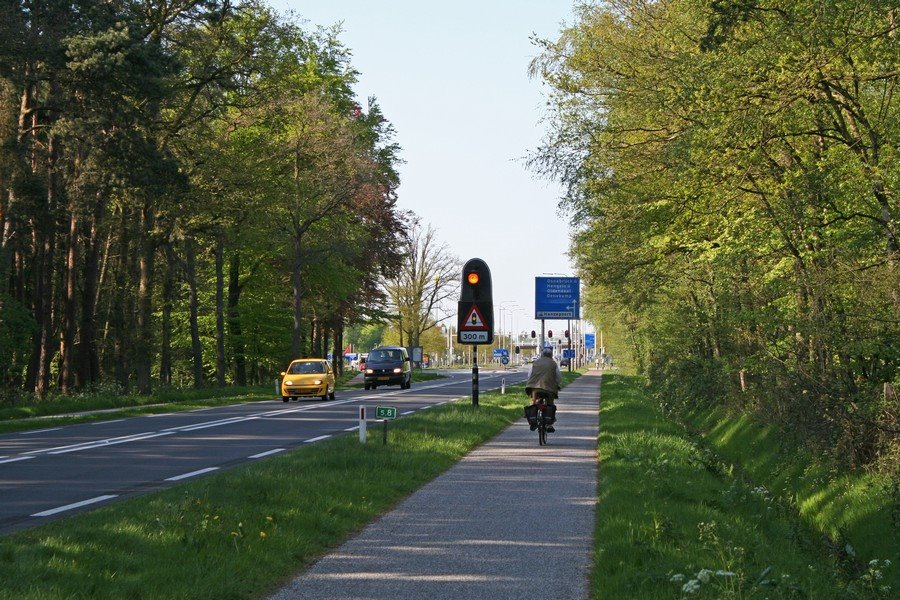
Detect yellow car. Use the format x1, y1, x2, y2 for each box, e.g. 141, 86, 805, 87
280, 359, 336, 402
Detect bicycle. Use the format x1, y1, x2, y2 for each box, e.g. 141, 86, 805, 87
524, 392, 557, 446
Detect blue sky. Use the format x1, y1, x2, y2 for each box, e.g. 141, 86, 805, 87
268, 1, 580, 336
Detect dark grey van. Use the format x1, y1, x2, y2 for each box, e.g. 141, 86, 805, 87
364, 346, 412, 390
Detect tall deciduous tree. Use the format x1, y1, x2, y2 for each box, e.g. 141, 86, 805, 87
384, 218, 460, 352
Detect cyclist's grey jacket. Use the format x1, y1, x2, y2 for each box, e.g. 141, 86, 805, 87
525, 357, 563, 400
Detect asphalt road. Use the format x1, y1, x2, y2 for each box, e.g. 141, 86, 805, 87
0, 368, 529, 536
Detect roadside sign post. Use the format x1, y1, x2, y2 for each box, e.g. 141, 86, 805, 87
375, 405, 397, 445
457, 258, 494, 407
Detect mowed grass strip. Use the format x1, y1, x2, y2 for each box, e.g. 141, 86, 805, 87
0, 373, 579, 599
592, 374, 886, 599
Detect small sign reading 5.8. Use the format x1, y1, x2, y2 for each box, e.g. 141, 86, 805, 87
375, 406, 398, 420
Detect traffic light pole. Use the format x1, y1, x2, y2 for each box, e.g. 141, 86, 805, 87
472, 345, 479, 406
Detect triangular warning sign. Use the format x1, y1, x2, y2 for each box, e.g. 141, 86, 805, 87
462, 305, 488, 330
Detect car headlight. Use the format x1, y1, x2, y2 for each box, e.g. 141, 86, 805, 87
284, 380, 293, 385
313, 379, 322, 385
393, 368, 402, 374
365, 368, 374, 374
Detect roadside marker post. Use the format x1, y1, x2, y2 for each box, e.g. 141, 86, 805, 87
359, 406, 367, 444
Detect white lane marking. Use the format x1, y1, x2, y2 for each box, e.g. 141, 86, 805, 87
420, 405, 431, 410
0, 456, 35, 465
20, 427, 63, 435
94, 419, 126, 425
170, 416, 259, 432
32, 494, 118, 517
344, 426, 359, 432
166, 467, 219, 481
401, 411, 415, 415
304, 435, 331, 444
249, 449, 285, 459
48, 432, 176, 455
24, 431, 174, 456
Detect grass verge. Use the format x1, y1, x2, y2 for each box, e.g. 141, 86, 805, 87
593, 373, 894, 599
0, 372, 579, 599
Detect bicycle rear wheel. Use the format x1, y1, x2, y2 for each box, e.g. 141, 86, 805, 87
537, 411, 547, 446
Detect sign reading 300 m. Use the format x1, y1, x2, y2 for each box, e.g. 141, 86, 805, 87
535, 277, 580, 319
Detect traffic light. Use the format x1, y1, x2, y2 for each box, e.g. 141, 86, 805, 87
531, 330, 536, 339
565, 329, 570, 338
460, 258, 492, 302
548, 330, 553, 338
457, 258, 493, 345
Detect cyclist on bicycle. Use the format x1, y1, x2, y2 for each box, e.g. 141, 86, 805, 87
525, 347, 562, 432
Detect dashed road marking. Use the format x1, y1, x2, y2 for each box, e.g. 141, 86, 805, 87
165, 467, 219, 482
32, 494, 118, 517
249, 449, 285, 459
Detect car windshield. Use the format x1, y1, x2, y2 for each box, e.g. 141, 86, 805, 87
289, 361, 325, 374
370, 349, 400, 361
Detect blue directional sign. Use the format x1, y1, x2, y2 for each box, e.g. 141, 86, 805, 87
492, 348, 509, 358
585, 333, 596, 350
535, 277, 580, 319
501, 356, 510, 365
563, 349, 575, 359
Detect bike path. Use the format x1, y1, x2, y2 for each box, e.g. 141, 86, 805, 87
269, 371, 602, 600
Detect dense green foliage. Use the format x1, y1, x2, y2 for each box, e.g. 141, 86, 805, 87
534, 1, 898, 472
0, 1, 407, 399
595, 374, 895, 599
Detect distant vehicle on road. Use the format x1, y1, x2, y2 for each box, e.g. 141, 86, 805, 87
281, 358, 336, 402
365, 346, 412, 390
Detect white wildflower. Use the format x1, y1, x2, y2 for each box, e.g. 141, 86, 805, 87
670, 573, 685, 582
682, 579, 701, 594
715, 570, 735, 577
870, 559, 880, 568
845, 544, 856, 557
697, 569, 713, 583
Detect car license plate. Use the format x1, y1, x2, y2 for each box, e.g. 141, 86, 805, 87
378, 377, 390, 381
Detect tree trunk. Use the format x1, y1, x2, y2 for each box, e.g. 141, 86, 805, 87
135, 200, 155, 395
228, 251, 247, 386
59, 209, 78, 392
185, 236, 204, 387
112, 207, 131, 392
78, 191, 106, 387
215, 237, 226, 386
160, 242, 177, 386
291, 233, 304, 359
333, 317, 343, 375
